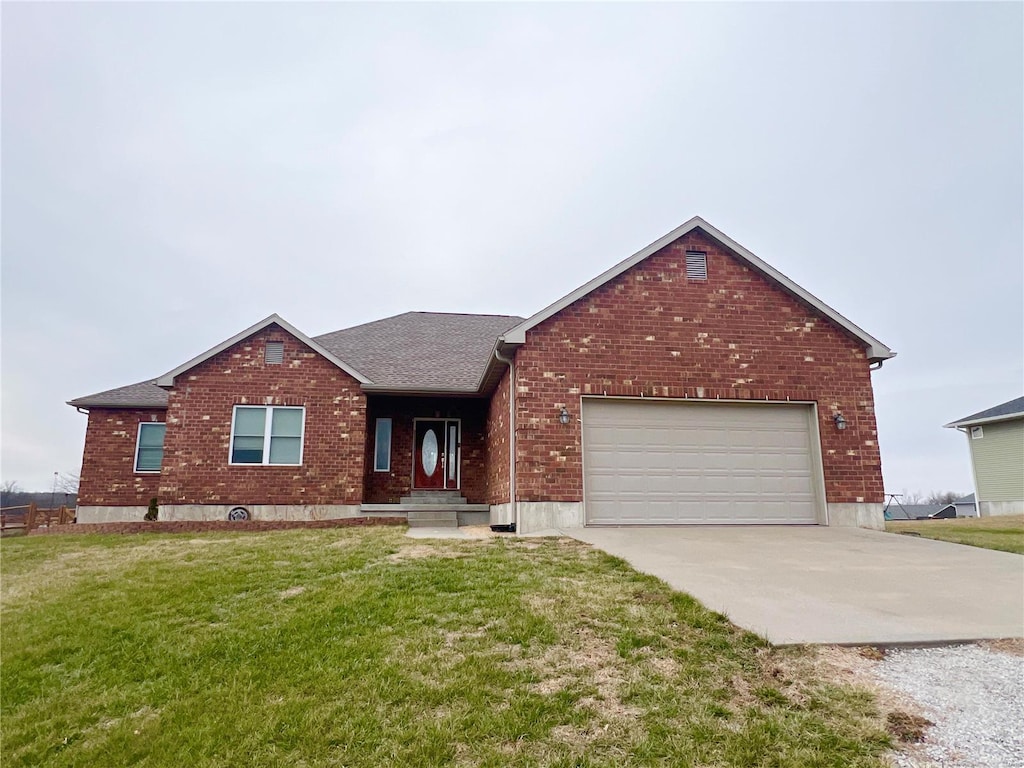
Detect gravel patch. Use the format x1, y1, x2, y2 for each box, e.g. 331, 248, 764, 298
875, 644, 1024, 768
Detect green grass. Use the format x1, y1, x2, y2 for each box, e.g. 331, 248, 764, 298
1, 529, 892, 767
886, 514, 1024, 554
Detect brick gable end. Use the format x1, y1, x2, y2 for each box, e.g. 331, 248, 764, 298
514, 230, 883, 505
159, 324, 366, 506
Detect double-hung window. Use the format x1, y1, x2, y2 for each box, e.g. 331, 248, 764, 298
230, 406, 305, 465
135, 423, 166, 472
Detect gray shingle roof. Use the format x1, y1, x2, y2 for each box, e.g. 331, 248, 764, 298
946, 396, 1024, 427
69, 312, 524, 408
68, 379, 169, 409
314, 312, 523, 391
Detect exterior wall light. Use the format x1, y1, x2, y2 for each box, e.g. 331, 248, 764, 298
833, 413, 847, 431
558, 407, 571, 425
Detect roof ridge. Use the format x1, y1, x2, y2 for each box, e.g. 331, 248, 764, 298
313, 311, 524, 339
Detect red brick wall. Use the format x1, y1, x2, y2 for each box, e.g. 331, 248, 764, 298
159, 324, 366, 505
363, 396, 488, 504
514, 230, 884, 505
78, 408, 167, 506
484, 370, 511, 505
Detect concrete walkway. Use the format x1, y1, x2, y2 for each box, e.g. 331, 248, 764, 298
567, 526, 1024, 645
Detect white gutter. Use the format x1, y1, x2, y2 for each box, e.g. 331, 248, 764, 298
493, 347, 518, 532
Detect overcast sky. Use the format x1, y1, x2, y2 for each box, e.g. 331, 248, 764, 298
2, 2, 1021, 498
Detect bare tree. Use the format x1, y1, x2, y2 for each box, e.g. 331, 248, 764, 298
55, 472, 80, 495
1, 480, 30, 507
898, 489, 962, 506
900, 489, 924, 504
924, 491, 962, 506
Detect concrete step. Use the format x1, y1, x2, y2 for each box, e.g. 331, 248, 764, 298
401, 491, 467, 505
407, 509, 459, 528
360, 503, 489, 513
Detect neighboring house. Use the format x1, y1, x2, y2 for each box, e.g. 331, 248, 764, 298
882, 503, 956, 521
944, 397, 1024, 517
69, 216, 896, 532
946, 493, 978, 518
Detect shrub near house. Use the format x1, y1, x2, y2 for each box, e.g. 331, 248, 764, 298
69, 217, 894, 533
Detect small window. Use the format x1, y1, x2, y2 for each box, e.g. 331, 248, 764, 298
230, 406, 304, 465
970, 426, 984, 439
374, 418, 392, 472
135, 422, 166, 472
685, 251, 708, 281
265, 341, 284, 365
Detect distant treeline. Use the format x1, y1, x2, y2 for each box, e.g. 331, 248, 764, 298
1, 490, 78, 509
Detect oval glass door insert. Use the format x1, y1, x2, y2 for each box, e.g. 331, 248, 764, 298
422, 429, 439, 476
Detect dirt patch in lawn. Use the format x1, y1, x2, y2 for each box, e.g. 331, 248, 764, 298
509, 625, 642, 729
385, 543, 483, 562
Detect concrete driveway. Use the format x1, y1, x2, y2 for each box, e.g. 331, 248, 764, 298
567, 526, 1024, 645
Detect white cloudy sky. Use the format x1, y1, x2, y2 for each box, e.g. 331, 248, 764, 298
2, 2, 1021, 496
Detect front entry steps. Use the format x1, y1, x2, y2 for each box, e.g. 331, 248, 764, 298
360, 492, 489, 529
406, 509, 459, 528
399, 490, 467, 505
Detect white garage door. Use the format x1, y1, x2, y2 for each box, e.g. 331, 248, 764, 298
583, 399, 821, 525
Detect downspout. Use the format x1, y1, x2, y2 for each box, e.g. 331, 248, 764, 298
494, 346, 518, 532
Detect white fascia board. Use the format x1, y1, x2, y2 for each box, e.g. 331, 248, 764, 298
501, 216, 896, 362
155, 314, 372, 387
943, 412, 1024, 429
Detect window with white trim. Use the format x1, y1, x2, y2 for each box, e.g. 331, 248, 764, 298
230, 406, 305, 465
970, 426, 984, 439
135, 422, 166, 472
374, 418, 392, 472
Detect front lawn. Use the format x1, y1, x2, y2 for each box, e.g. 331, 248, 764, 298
1, 529, 891, 767
886, 514, 1024, 554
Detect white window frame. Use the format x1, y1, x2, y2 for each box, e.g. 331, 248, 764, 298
229, 405, 306, 466
970, 425, 984, 439
374, 418, 392, 472
134, 422, 166, 473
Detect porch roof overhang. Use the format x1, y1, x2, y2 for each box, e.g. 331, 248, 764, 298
360, 385, 491, 398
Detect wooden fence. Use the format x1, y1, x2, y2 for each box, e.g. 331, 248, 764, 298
0, 503, 76, 535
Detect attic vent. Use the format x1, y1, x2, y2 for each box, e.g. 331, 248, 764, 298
265, 342, 284, 365
685, 251, 708, 281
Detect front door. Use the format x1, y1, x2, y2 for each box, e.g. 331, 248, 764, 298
414, 419, 460, 490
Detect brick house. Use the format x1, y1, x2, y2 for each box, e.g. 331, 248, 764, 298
69, 217, 895, 532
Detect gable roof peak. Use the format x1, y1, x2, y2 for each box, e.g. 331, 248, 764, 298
500, 216, 895, 363
154, 313, 372, 388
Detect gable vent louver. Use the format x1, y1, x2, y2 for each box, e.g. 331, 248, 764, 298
685, 251, 708, 281
265, 341, 285, 365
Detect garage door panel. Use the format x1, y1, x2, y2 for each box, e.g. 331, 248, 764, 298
583, 400, 821, 525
